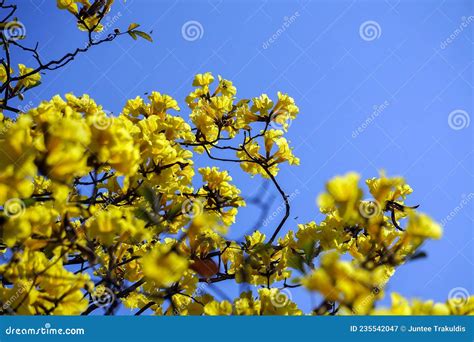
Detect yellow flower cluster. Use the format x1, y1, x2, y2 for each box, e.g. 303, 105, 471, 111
0, 64, 41, 94
56, 0, 114, 31
196, 167, 245, 226
184, 72, 299, 178
85, 206, 151, 246
291, 172, 447, 314
141, 243, 189, 288
373, 293, 474, 315
2, 204, 59, 248
231, 289, 302, 315
303, 252, 394, 314
238, 129, 300, 177
314, 172, 442, 263
0, 70, 460, 317
0, 249, 91, 315
163, 288, 302, 316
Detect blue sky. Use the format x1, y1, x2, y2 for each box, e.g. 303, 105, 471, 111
14, 0, 473, 313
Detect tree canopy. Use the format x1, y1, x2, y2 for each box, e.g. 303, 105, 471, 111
0, 0, 472, 316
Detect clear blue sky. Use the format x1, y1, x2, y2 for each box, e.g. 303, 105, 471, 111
14, 0, 473, 313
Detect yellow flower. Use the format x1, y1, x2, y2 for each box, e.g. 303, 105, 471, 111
204, 300, 232, 315
123, 96, 145, 117
325, 172, 361, 203
2, 204, 58, 247
148, 91, 180, 118
42, 116, 91, 182
318, 172, 362, 223
234, 291, 261, 315
85, 206, 150, 246
89, 115, 140, 176
123, 291, 162, 313
56, 0, 79, 14
0, 115, 36, 202
217, 76, 236, 97
303, 252, 394, 314
405, 212, 442, 240
192, 72, 215, 87
258, 288, 302, 315
366, 172, 413, 206
251, 94, 274, 115
141, 244, 189, 287
372, 293, 452, 315
17, 64, 41, 89
0, 64, 13, 83
0, 248, 91, 315
197, 167, 245, 226
237, 129, 299, 178
0, 69, 451, 317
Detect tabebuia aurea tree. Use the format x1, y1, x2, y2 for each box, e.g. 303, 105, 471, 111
0, 0, 472, 316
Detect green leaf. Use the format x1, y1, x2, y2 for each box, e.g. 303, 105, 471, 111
288, 253, 305, 273
25, 81, 42, 91
134, 207, 149, 221
127, 23, 140, 31
165, 203, 182, 221
134, 30, 153, 42
23, 198, 36, 206
128, 31, 138, 40
139, 185, 159, 208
